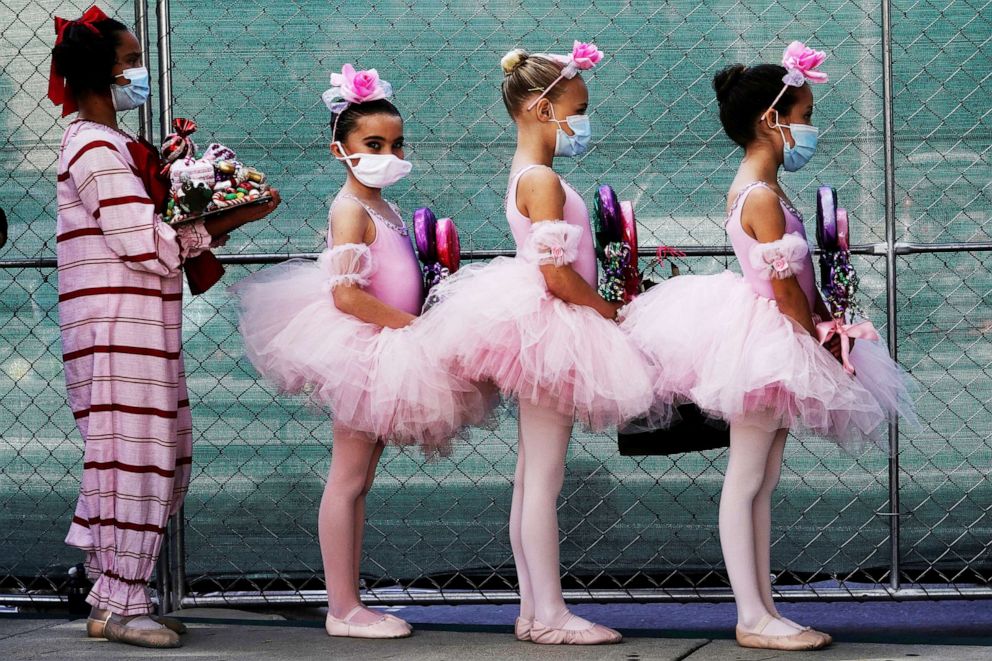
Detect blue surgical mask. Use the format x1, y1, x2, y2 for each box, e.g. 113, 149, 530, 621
550, 106, 591, 158
111, 67, 150, 111
770, 111, 818, 172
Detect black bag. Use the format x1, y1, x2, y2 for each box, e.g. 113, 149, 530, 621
618, 403, 730, 456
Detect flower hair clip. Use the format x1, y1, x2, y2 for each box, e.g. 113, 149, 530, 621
322, 64, 393, 135
525, 40, 604, 111
766, 40, 828, 115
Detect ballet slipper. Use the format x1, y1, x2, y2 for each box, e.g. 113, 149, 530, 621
530, 615, 622, 645
85, 611, 112, 638
88, 612, 187, 637
514, 616, 533, 641
151, 614, 188, 635
735, 614, 827, 651
325, 605, 412, 639
103, 618, 181, 649
774, 616, 833, 647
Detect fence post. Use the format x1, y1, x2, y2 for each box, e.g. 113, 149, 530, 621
151, 0, 186, 612
880, 0, 902, 593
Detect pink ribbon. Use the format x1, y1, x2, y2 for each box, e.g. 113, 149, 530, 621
816, 318, 879, 374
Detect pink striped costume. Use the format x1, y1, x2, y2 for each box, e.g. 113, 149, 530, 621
56, 119, 212, 615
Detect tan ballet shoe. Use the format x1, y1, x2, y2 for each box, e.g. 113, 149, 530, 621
85, 612, 111, 638
735, 614, 827, 651
775, 616, 833, 647
514, 616, 533, 641
530, 616, 622, 645
325, 605, 412, 639
88, 612, 187, 638
151, 614, 188, 635
103, 618, 181, 649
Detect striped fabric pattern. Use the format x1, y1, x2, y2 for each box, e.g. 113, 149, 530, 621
57, 120, 210, 616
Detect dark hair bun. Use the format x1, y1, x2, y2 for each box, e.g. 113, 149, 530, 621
713, 64, 747, 104
51, 18, 129, 99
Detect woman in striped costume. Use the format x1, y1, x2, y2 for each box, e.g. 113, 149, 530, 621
49, 6, 279, 649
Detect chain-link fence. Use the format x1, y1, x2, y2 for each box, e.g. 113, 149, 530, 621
1, 0, 989, 610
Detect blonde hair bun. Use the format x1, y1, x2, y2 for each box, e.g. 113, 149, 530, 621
501, 48, 528, 75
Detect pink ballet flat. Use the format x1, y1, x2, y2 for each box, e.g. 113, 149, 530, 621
736, 614, 827, 651
325, 605, 412, 639
530, 616, 622, 645
514, 616, 533, 641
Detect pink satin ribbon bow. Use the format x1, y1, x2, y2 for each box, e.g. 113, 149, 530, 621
816, 318, 878, 374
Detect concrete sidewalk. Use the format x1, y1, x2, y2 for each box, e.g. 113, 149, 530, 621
2, 614, 990, 661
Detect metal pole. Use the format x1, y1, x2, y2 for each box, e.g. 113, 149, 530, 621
880, 0, 902, 593
150, 0, 184, 614
134, 0, 153, 139
156, 0, 174, 140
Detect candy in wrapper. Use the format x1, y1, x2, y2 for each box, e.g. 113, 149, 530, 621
160, 121, 272, 225
436, 217, 460, 274
159, 118, 197, 176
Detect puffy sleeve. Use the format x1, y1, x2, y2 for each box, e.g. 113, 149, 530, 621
316, 243, 375, 292
521, 220, 583, 267
748, 232, 809, 280
66, 134, 211, 276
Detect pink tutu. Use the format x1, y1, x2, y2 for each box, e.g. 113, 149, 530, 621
229, 258, 496, 455
621, 271, 917, 450
416, 256, 658, 431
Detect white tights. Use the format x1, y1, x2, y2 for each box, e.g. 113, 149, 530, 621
719, 413, 807, 635
509, 400, 598, 630
318, 423, 386, 625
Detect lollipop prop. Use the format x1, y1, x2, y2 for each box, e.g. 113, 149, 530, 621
815, 185, 876, 373
413, 207, 461, 292
620, 201, 642, 299
593, 185, 631, 302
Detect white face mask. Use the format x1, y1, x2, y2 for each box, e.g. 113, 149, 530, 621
333, 142, 412, 189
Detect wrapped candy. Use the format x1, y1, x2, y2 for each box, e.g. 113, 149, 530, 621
160, 118, 272, 225
413, 207, 461, 292
159, 118, 197, 176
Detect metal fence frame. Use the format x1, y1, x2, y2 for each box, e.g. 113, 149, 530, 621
1, 0, 990, 610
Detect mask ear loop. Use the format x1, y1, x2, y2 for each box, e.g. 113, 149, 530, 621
765, 108, 791, 149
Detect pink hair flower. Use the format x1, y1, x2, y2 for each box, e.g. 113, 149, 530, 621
570, 40, 603, 71
526, 40, 604, 111
781, 40, 828, 86
322, 63, 393, 114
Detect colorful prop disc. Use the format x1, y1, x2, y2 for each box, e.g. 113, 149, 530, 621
836, 208, 850, 251
593, 184, 622, 251
620, 200, 641, 298
816, 185, 838, 251
413, 207, 437, 263
436, 217, 460, 274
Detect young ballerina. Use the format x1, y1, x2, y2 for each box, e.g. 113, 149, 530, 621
49, 5, 280, 649
416, 42, 657, 645
231, 64, 494, 639
621, 42, 916, 651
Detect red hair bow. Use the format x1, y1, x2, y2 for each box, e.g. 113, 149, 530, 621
48, 5, 111, 117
